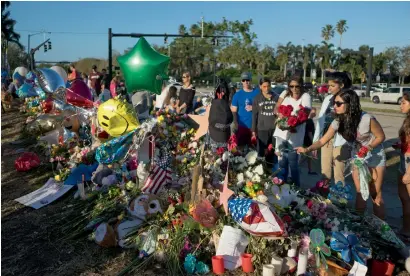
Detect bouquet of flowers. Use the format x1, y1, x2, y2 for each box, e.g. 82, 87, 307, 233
276, 104, 310, 132
346, 146, 372, 201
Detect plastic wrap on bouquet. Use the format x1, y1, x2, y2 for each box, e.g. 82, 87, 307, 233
227, 197, 286, 237
364, 215, 406, 249
95, 129, 136, 164
345, 154, 371, 201
328, 181, 353, 203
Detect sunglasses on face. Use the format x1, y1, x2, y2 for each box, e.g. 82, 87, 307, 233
334, 101, 346, 107
182, 75, 189, 78
242, 79, 250, 83
289, 85, 300, 89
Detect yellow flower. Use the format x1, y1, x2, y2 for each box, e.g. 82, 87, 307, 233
54, 175, 61, 182
157, 115, 164, 123
117, 213, 124, 221
188, 128, 195, 134
182, 158, 187, 164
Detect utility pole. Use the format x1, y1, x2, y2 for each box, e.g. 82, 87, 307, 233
366, 47, 374, 97
28, 31, 51, 68
30, 39, 51, 70
201, 16, 204, 38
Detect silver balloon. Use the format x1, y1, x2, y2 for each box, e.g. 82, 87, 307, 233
53, 99, 76, 112
26, 113, 64, 135
36, 68, 66, 96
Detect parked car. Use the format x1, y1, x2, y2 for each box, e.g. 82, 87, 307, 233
352, 86, 374, 97
271, 82, 277, 88
317, 84, 328, 94
375, 83, 388, 89
371, 86, 410, 104
303, 82, 313, 91
272, 85, 287, 97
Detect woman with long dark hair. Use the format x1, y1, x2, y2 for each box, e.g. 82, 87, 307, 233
274, 75, 312, 187
296, 89, 386, 219
397, 93, 410, 240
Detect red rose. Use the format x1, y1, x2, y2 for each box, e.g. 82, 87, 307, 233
357, 146, 369, 158
216, 147, 225, 156
251, 135, 257, 145
297, 110, 308, 123
282, 214, 292, 224
306, 200, 314, 209
287, 116, 298, 127
279, 105, 293, 117
268, 144, 273, 152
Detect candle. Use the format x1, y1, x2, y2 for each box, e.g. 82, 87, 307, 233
297, 249, 308, 275
271, 255, 283, 275
241, 253, 254, 273
212, 256, 224, 275
263, 264, 275, 276
287, 241, 298, 258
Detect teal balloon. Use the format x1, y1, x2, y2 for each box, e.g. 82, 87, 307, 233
117, 37, 170, 95
35, 87, 46, 99
17, 83, 36, 98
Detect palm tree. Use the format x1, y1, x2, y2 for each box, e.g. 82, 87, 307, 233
336, 20, 348, 49
2, 1, 23, 72
317, 41, 335, 83
321, 24, 335, 42
277, 42, 293, 78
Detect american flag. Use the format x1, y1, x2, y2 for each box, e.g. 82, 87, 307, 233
141, 151, 172, 194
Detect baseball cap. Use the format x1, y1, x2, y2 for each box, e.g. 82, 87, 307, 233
241, 72, 252, 80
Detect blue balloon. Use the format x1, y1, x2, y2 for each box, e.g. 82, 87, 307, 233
36, 68, 66, 94
17, 83, 36, 98
1, 70, 8, 78
66, 81, 71, 88
34, 87, 46, 99
13, 71, 24, 83
64, 163, 99, 186
26, 71, 37, 81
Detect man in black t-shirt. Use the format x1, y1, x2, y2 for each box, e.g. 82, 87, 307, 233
177, 72, 196, 114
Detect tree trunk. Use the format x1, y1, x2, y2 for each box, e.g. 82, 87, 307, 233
339, 35, 343, 49
283, 63, 287, 78
303, 66, 307, 82
321, 66, 325, 83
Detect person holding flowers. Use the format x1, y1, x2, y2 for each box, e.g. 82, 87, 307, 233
274, 74, 312, 187
397, 93, 410, 240
296, 89, 386, 219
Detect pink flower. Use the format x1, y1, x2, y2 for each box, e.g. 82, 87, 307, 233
273, 177, 283, 185
306, 200, 313, 209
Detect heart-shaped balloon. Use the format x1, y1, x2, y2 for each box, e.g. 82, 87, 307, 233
66, 79, 93, 108
50, 66, 68, 83
14, 66, 28, 77
36, 68, 66, 96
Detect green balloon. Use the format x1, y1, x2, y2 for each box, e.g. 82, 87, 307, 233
117, 37, 170, 95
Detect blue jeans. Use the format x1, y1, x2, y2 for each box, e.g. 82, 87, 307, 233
277, 151, 300, 187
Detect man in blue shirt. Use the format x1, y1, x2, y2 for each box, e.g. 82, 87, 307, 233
231, 72, 259, 146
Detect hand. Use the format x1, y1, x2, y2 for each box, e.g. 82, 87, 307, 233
252, 132, 257, 138
231, 122, 238, 133
245, 105, 252, 112
275, 151, 281, 157
311, 150, 318, 159
403, 172, 410, 185
295, 147, 308, 154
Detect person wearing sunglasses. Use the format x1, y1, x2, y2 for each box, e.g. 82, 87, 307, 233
231, 72, 259, 146
177, 72, 196, 114
313, 72, 352, 186
296, 89, 386, 219
274, 75, 312, 187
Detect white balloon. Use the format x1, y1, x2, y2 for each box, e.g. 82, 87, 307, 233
50, 66, 68, 82
14, 67, 28, 77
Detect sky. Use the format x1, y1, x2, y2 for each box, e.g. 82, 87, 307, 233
9, 1, 410, 63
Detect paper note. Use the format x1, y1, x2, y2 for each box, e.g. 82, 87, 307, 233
15, 178, 74, 209
348, 261, 368, 276
216, 226, 249, 270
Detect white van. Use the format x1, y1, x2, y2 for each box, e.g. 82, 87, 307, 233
371, 86, 410, 104
375, 83, 388, 89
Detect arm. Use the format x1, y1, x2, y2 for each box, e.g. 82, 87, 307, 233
231, 94, 239, 132
367, 118, 386, 150
301, 93, 312, 109
313, 97, 329, 142
296, 125, 336, 154
274, 95, 285, 114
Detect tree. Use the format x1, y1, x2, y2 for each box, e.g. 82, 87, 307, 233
384, 46, 401, 82
277, 42, 293, 78
398, 46, 410, 84
336, 20, 348, 48
321, 24, 335, 42
316, 41, 335, 82
1, 1, 23, 73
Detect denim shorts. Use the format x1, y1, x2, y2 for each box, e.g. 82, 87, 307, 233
399, 153, 410, 174
363, 144, 386, 168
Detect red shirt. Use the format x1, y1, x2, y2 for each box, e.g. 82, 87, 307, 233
89, 71, 101, 91
400, 134, 410, 154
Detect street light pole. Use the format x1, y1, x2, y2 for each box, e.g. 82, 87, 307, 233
28, 31, 50, 69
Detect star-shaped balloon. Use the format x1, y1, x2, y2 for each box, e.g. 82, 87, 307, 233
188, 106, 210, 140
117, 37, 170, 95
219, 164, 235, 214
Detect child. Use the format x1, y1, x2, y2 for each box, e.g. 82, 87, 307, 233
98, 83, 112, 103
301, 107, 317, 175
164, 86, 178, 113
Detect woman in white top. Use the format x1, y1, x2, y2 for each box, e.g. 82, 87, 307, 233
297, 89, 386, 219
274, 75, 312, 187
313, 72, 352, 185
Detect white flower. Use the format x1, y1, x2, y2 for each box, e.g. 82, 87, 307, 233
254, 164, 264, 175
189, 141, 198, 149
237, 173, 244, 183
245, 151, 258, 165
264, 182, 271, 190
181, 132, 186, 138
215, 158, 222, 165
251, 174, 261, 183
245, 170, 253, 179
256, 194, 268, 203
163, 129, 168, 135
222, 151, 229, 162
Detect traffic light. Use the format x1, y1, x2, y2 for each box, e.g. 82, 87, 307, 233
48, 41, 52, 50
44, 44, 48, 52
